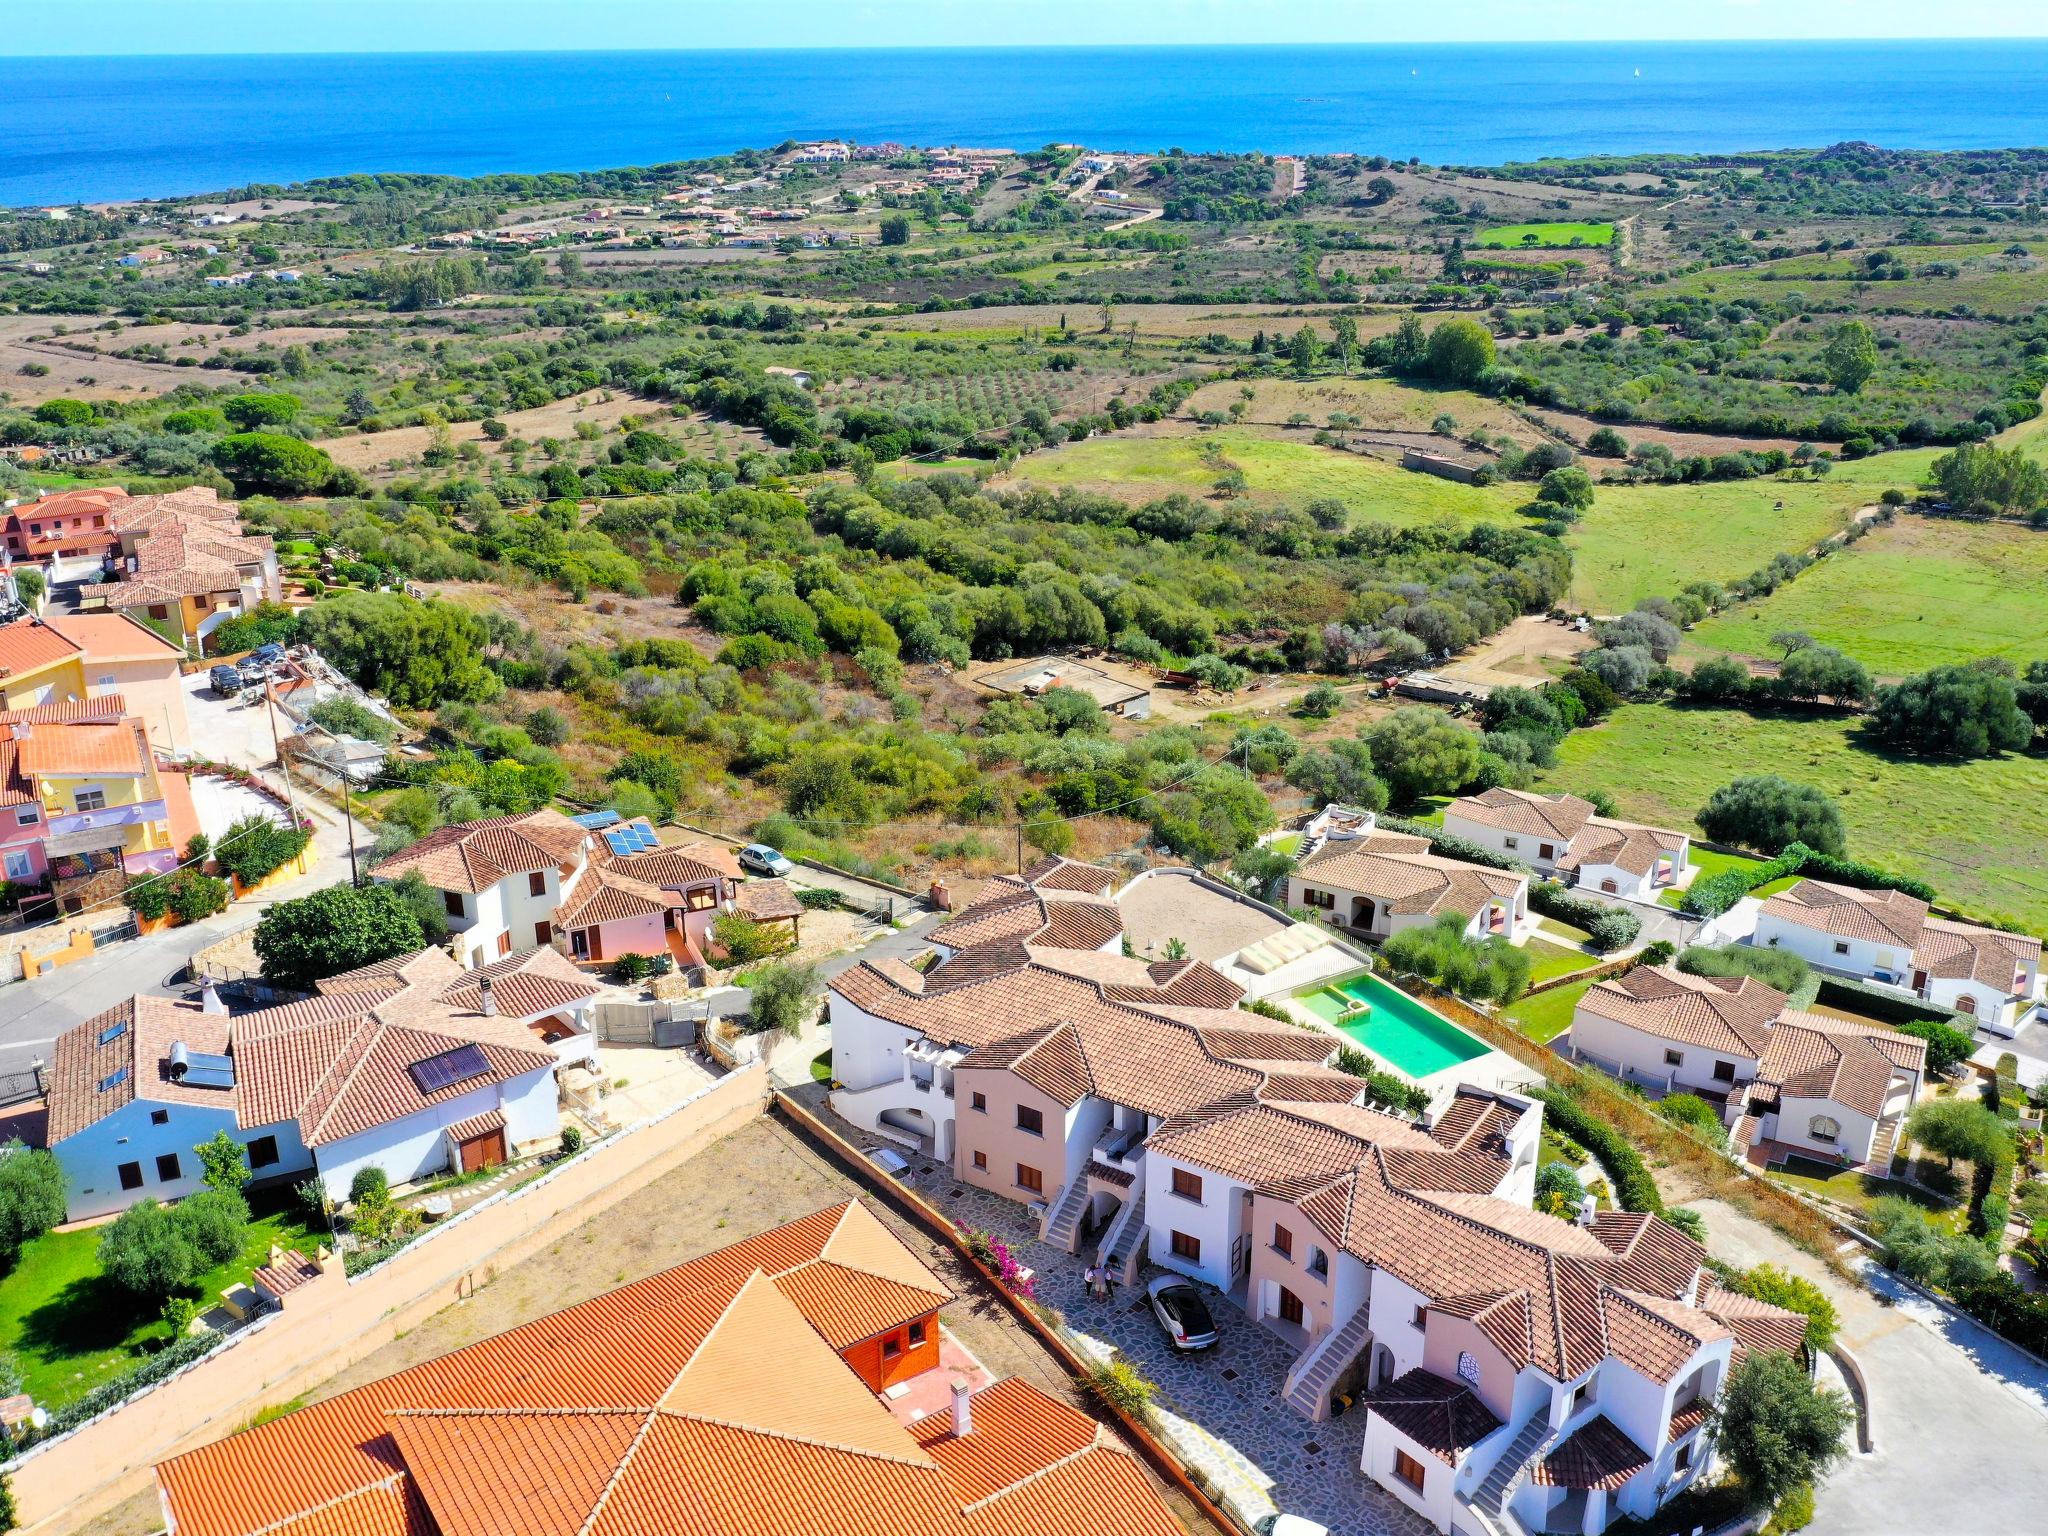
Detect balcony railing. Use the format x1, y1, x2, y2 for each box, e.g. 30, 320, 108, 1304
50, 849, 125, 881
46, 798, 167, 839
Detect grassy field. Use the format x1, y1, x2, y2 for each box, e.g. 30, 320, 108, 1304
1658, 243, 2048, 317
1005, 432, 1531, 523
1523, 937, 1597, 985
0, 1208, 313, 1409
1565, 477, 1881, 612
1505, 977, 1594, 1043
1479, 221, 1615, 248
1541, 703, 2048, 931
1687, 514, 2048, 675
1656, 845, 1799, 909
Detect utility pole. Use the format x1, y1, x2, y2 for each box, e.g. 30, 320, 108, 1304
262, 677, 299, 826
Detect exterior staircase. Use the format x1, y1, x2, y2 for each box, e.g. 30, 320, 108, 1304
1096, 1189, 1147, 1283
1865, 1112, 1904, 1172
1471, 1415, 1555, 1519
1040, 1178, 1089, 1252
1282, 1305, 1373, 1420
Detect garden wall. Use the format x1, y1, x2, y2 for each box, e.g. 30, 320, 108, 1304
6, 1061, 771, 1535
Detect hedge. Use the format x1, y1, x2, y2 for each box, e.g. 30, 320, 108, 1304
1530, 881, 1641, 953
1378, 815, 1531, 875
1682, 842, 1936, 919
1952, 1274, 2048, 1355
1528, 1085, 1665, 1214
1808, 980, 1974, 1073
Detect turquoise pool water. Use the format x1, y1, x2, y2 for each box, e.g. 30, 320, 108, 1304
1297, 972, 1491, 1079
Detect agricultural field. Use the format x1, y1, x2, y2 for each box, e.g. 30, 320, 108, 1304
1176, 375, 1541, 442
1687, 514, 2048, 675
1656, 238, 2048, 317
1479, 221, 1615, 248
1540, 703, 2048, 930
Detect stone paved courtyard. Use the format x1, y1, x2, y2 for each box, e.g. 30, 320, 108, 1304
809, 1090, 1434, 1536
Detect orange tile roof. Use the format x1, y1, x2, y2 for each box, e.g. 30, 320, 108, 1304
155, 1202, 1184, 1536
12, 716, 154, 778
0, 618, 81, 681
370, 809, 591, 895
41, 609, 185, 662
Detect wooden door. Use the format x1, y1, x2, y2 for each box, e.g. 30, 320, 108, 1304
460, 1128, 507, 1173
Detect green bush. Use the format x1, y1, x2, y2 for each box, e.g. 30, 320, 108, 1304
349, 1166, 390, 1206
166, 871, 231, 924
124, 873, 173, 921
1679, 942, 1811, 996
255, 882, 427, 989
0, 1147, 67, 1267
747, 960, 822, 1037
1660, 1093, 1727, 1144
611, 952, 654, 983
1088, 1358, 1156, 1417
1381, 912, 1533, 1004
1530, 882, 1640, 952
1730, 1263, 1839, 1351
711, 912, 789, 965
1333, 1047, 1431, 1116
1528, 1085, 1664, 1214
558, 1126, 584, 1156
1707, 1352, 1853, 1513
1534, 1161, 1588, 1215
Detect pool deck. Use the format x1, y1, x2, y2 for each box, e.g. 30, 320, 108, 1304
1277, 973, 1539, 1102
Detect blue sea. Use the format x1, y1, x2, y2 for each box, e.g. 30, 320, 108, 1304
7, 40, 2048, 205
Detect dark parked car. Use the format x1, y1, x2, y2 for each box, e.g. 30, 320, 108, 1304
1145, 1275, 1219, 1351
249, 642, 287, 666
209, 663, 245, 697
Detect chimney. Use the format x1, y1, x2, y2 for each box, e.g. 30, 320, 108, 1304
949, 1377, 973, 1438
315, 1245, 340, 1275
1578, 1193, 1599, 1228
478, 974, 497, 1017
198, 974, 226, 1014
267, 1242, 285, 1267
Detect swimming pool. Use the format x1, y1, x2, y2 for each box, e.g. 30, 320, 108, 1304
1296, 971, 1492, 1079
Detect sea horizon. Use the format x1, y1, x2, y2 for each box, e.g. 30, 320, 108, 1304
8, 38, 2048, 205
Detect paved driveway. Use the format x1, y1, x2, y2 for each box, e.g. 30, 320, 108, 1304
1683, 1197, 2048, 1533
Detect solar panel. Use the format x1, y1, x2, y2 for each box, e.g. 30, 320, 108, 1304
99, 1067, 129, 1093
409, 1043, 490, 1095
97, 1021, 129, 1046
570, 809, 623, 830
631, 823, 657, 850
182, 1051, 236, 1090
603, 828, 634, 856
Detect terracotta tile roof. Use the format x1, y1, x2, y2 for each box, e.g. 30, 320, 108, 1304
0, 618, 81, 682
1754, 1009, 1925, 1119
1575, 965, 1782, 1059
603, 841, 739, 889
369, 809, 590, 895
1553, 816, 1686, 878
0, 694, 127, 726
444, 1108, 505, 1143
318, 947, 463, 994
554, 864, 669, 929
1667, 1398, 1709, 1439
1017, 855, 1119, 895
80, 487, 275, 607
156, 1202, 1176, 1536
1445, 787, 1595, 843
47, 996, 236, 1144
1586, 1211, 1708, 1297
1531, 1415, 1651, 1491
1295, 832, 1525, 918
252, 1248, 324, 1299
440, 946, 601, 1020
735, 876, 802, 921
933, 878, 1124, 955
1918, 916, 2040, 988
13, 715, 154, 778
1602, 1288, 1730, 1385
1762, 879, 1928, 948
1695, 1281, 1810, 1363
1362, 1368, 1502, 1465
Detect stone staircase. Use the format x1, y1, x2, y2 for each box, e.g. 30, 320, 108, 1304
1470, 1415, 1555, 1519
1866, 1112, 1904, 1172
1096, 1189, 1147, 1283
1040, 1178, 1089, 1252
1281, 1305, 1373, 1420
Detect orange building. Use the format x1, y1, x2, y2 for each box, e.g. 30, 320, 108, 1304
154, 1201, 1188, 1536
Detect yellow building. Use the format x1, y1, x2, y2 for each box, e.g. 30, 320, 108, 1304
0, 701, 177, 913
0, 613, 190, 753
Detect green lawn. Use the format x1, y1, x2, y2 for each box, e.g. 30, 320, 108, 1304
1766, 1154, 1961, 1221
1534, 915, 1592, 945
1270, 832, 1302, 854
1478, 221, 1615, 249
1504, 976, 1594, 1043
1687, 514, 2048, 676
1542, 703, 2048, 930
0, 1207, 313, 1410
1523, 937, 1596, 985
1657, 846, 1767, 909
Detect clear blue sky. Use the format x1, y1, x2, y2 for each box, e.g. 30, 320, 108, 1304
8, 1, 2046, 56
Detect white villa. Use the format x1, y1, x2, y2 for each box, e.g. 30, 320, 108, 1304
827, 857, 1806, 1536
1288, 827, 1531, 943
1442, 789, 1691, 905
46, 946, 599, 1220
1569, 965, 1926, 1169
1753, 879, 2042, 1034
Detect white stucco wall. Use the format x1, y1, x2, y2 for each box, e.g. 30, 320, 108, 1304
310, 1067, 556, 1199
1752, 910, 1911, 985
1439, 811, 1563, 872
1567, 1008, 1760, 1099
1144, 1151, 1244, 1292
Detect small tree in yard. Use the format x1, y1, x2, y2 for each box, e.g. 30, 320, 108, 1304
747, 960, 822, 1038
1696, 774, 1847, 857
195, 1130, 250, 1193
99, 1200, 195, 1301
0, 1146, 67, 1267
1708, 1351, 1854, 1511
1905, 1097, 2006, 1172
1533, 1162, 1586, 1217
256, 882, 426, 990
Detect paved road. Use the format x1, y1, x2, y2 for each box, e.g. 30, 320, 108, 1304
1686, 1196, 2048, 1533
